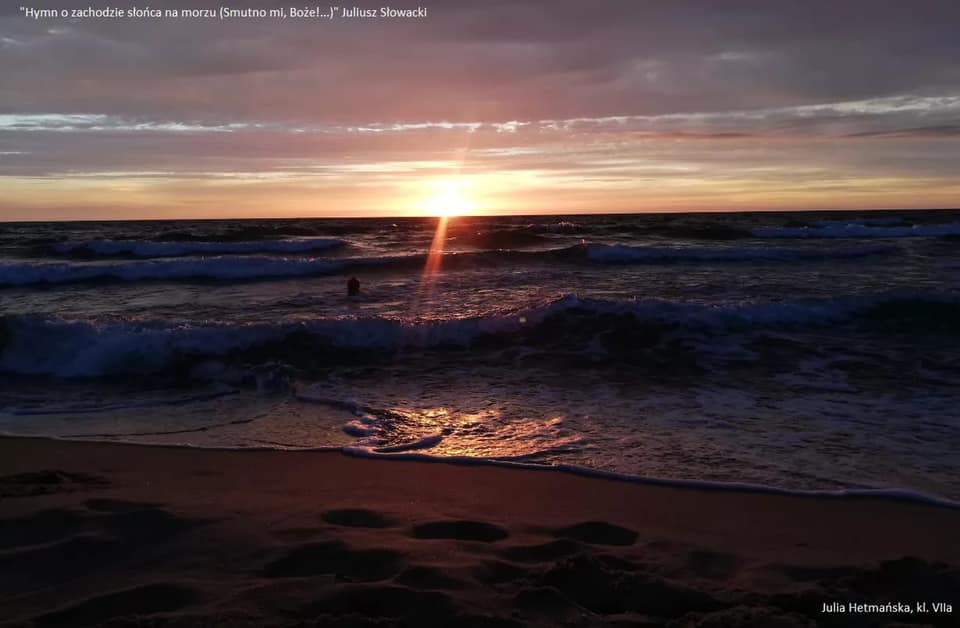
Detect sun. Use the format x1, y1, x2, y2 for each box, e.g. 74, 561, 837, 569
418, 178, 476, 217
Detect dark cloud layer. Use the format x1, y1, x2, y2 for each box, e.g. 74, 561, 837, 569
3, 0, 960, 122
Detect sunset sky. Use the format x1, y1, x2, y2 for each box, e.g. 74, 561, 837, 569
1, 0, 959, 220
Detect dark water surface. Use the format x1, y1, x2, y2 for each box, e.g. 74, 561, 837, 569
1, 210, 958, 499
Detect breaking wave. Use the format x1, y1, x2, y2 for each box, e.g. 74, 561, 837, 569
1, 291, 956, 378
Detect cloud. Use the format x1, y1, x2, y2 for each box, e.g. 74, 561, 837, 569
2, 0, 960, 122
1, 0, 959, 217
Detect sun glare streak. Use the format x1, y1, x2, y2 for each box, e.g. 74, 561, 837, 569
424, 215, 449, 276
411, 177, 474, 315
413, 215, 450, 315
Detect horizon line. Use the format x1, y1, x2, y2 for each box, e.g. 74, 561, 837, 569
2, 206, 959, 224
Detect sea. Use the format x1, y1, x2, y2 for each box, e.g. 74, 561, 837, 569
1, 210, 958, 502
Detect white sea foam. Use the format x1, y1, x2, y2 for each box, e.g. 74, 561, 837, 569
533, 221, 580, 232
1, 290, 956, 377
343, 415, 381, 437
371, 434, 445, 453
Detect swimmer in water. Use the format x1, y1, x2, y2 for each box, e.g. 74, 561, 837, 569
347, 276, 360, 296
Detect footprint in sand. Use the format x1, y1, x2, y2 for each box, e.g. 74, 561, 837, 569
0, 501, 203, 592
321, 508, 396, 528
0, 470, 108, 499
83, 498, 161, 513
0, 508, 88, 550
472, 559, 530, 585
500, 538, 586, 563
551, 521, 638, 546
411, 520, 509, 543
300, 584, 455, 624
395, 564, 467, 590
684, 549, 742, 580
261, 540, 404, 582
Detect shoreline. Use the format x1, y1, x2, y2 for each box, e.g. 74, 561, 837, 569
1, 435, 958, 626
5, 434, 958, 509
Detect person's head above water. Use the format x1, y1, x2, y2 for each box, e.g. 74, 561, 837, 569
347, 276, 361, 296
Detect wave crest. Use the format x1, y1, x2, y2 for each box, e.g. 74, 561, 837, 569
1, 291, 956, 378
0, 255, 359, 286
2, 243, 897, 287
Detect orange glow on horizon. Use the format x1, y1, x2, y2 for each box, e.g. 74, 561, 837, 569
416, 178, 477, 217
2, 158, 960, 222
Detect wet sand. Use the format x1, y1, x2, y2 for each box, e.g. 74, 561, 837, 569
0, 436, 957, 627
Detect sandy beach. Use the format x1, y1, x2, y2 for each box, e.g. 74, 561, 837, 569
0, 436, 957, 627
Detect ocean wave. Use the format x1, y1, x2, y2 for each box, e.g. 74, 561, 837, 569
639, 224, 754, 240
0, 256, 359, 286
812, 217, 906, 228
149, 222, 375, 241
2, 291, 957, 378
528, 220, 581, 233
456, 229, 553, 249
2, 243, 894, 287
51, 237, 345, 258
753, 222, 960, 238
577, 243, 895, 263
